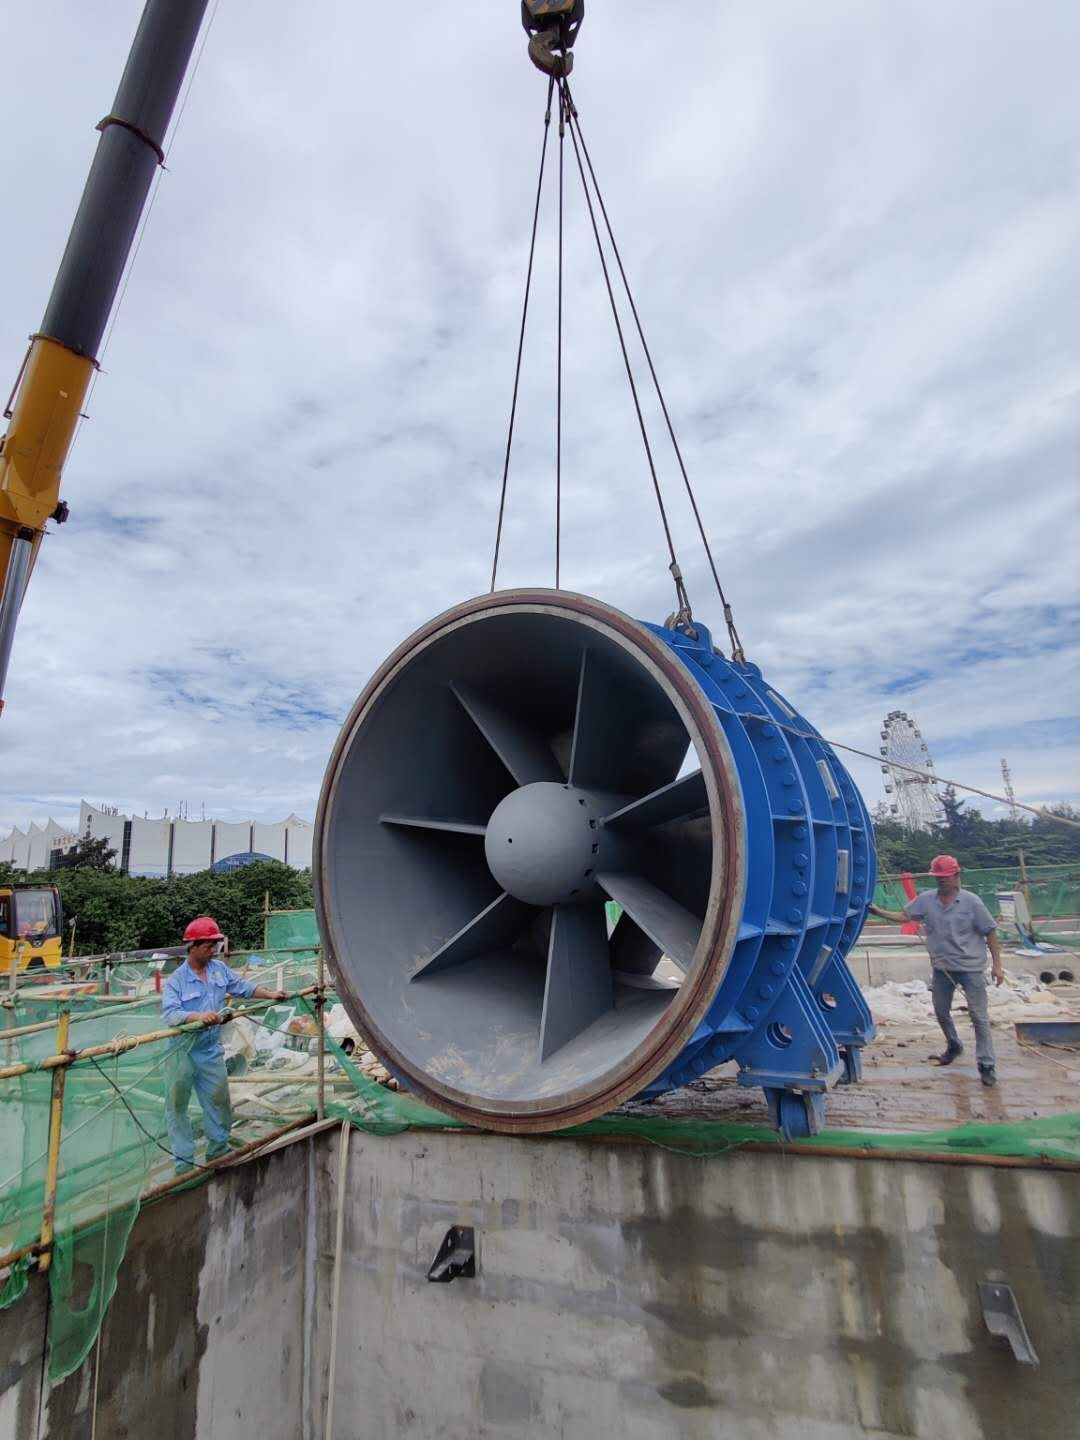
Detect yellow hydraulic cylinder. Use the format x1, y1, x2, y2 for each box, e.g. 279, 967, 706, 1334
0, 337, 95, 557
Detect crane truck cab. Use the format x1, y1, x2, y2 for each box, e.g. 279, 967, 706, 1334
0, 885, 63, 973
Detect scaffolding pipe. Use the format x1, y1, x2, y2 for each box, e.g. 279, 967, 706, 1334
0, 986, 319, 1079
0, 993, 164, 1042
324, 1120, 351, 1440
316, 948, 326, 1123
37, 1010, 71, 1275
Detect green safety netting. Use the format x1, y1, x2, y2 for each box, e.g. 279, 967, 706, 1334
875, 863, 1080, 919
875, 864, 1080, 949
263, 907, 321, 956
2, 914, 1078, 1386
322, 1053, 1080, 1162
0, 948, 325, 1380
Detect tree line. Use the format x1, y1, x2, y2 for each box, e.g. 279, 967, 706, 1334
1, 841, 313, 955
873, 787, 1080, 875
3, 786, 1078, 954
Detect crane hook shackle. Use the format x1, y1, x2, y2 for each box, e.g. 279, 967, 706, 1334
522, 0, 584, 79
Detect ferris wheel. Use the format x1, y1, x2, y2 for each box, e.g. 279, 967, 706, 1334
879, 711, 943, 832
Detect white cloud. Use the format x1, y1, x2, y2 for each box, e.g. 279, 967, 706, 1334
2, 0, 1078, 835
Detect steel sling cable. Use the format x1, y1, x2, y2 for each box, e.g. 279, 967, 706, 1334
555, 82, 567, 589
732, 716, 1080, 830
559, 79, 697, 636
491, 76, 556, 593
562, 78, 745, 661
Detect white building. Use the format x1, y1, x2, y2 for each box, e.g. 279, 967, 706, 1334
0, 819, 72, 871
127, 816, 172, 878
0, 803, 314, 877
169, 818, 215, 875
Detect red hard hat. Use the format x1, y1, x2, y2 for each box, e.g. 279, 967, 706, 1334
929, 854, 961, 877
184, 915, 225, 943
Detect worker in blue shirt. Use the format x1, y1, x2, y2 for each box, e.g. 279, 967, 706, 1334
162, 915, 287, 1173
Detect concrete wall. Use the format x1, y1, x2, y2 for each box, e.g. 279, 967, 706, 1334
844, 943, 1074, 987
325, 1133, 1079, 1440
1, 1129, 1076, 1439
0, 1137, 327, 1440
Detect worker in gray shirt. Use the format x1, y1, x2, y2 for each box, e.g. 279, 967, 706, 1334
869, 854, 1004, 1086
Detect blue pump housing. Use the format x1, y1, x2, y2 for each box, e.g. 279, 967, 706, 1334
632, 620, 876, 1137
316, 591, 876, 1142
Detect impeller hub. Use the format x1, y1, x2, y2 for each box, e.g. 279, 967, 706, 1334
485, 782, 607, 906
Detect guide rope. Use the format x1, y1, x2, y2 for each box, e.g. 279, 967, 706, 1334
731, 712, 1080, 830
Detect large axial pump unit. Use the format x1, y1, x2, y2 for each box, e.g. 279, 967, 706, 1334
314, 591, 875, 1138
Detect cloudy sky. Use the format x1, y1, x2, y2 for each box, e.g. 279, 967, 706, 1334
2, 0, 1077, 837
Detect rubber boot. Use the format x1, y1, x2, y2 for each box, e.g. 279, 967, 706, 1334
979, 1064, 997, 1088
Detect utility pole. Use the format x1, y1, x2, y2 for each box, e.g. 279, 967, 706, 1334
1018, 847, 1032, 916
1000, 758, 1019, 821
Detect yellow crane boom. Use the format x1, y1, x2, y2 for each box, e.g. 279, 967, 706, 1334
0, 0, 210, 715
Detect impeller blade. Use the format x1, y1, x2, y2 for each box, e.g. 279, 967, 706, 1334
539, 901, 614, 1061
412, 891, 533, 979
451, 682, 563, 785
603, 770, 707, 829
609, 911, 662, 977
596, 872, 701, 971
568, 647, 687, 794
380, 814, 487, 837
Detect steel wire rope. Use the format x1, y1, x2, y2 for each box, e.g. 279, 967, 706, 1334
491, 76, 557, 593
559, 79, 697, 635
555, 83, 567, 589
729, 711, 1080, 830
562, 79, 746, 662
86, 1052, 226, 1175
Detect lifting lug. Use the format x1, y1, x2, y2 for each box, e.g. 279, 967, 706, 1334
522, 0, 584, 79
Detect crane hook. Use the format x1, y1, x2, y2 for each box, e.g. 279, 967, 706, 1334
521, 0, 584, 79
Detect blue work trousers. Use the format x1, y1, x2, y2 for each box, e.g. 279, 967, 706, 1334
932, 969, 995, 1067
165, 1043, 233, 1164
